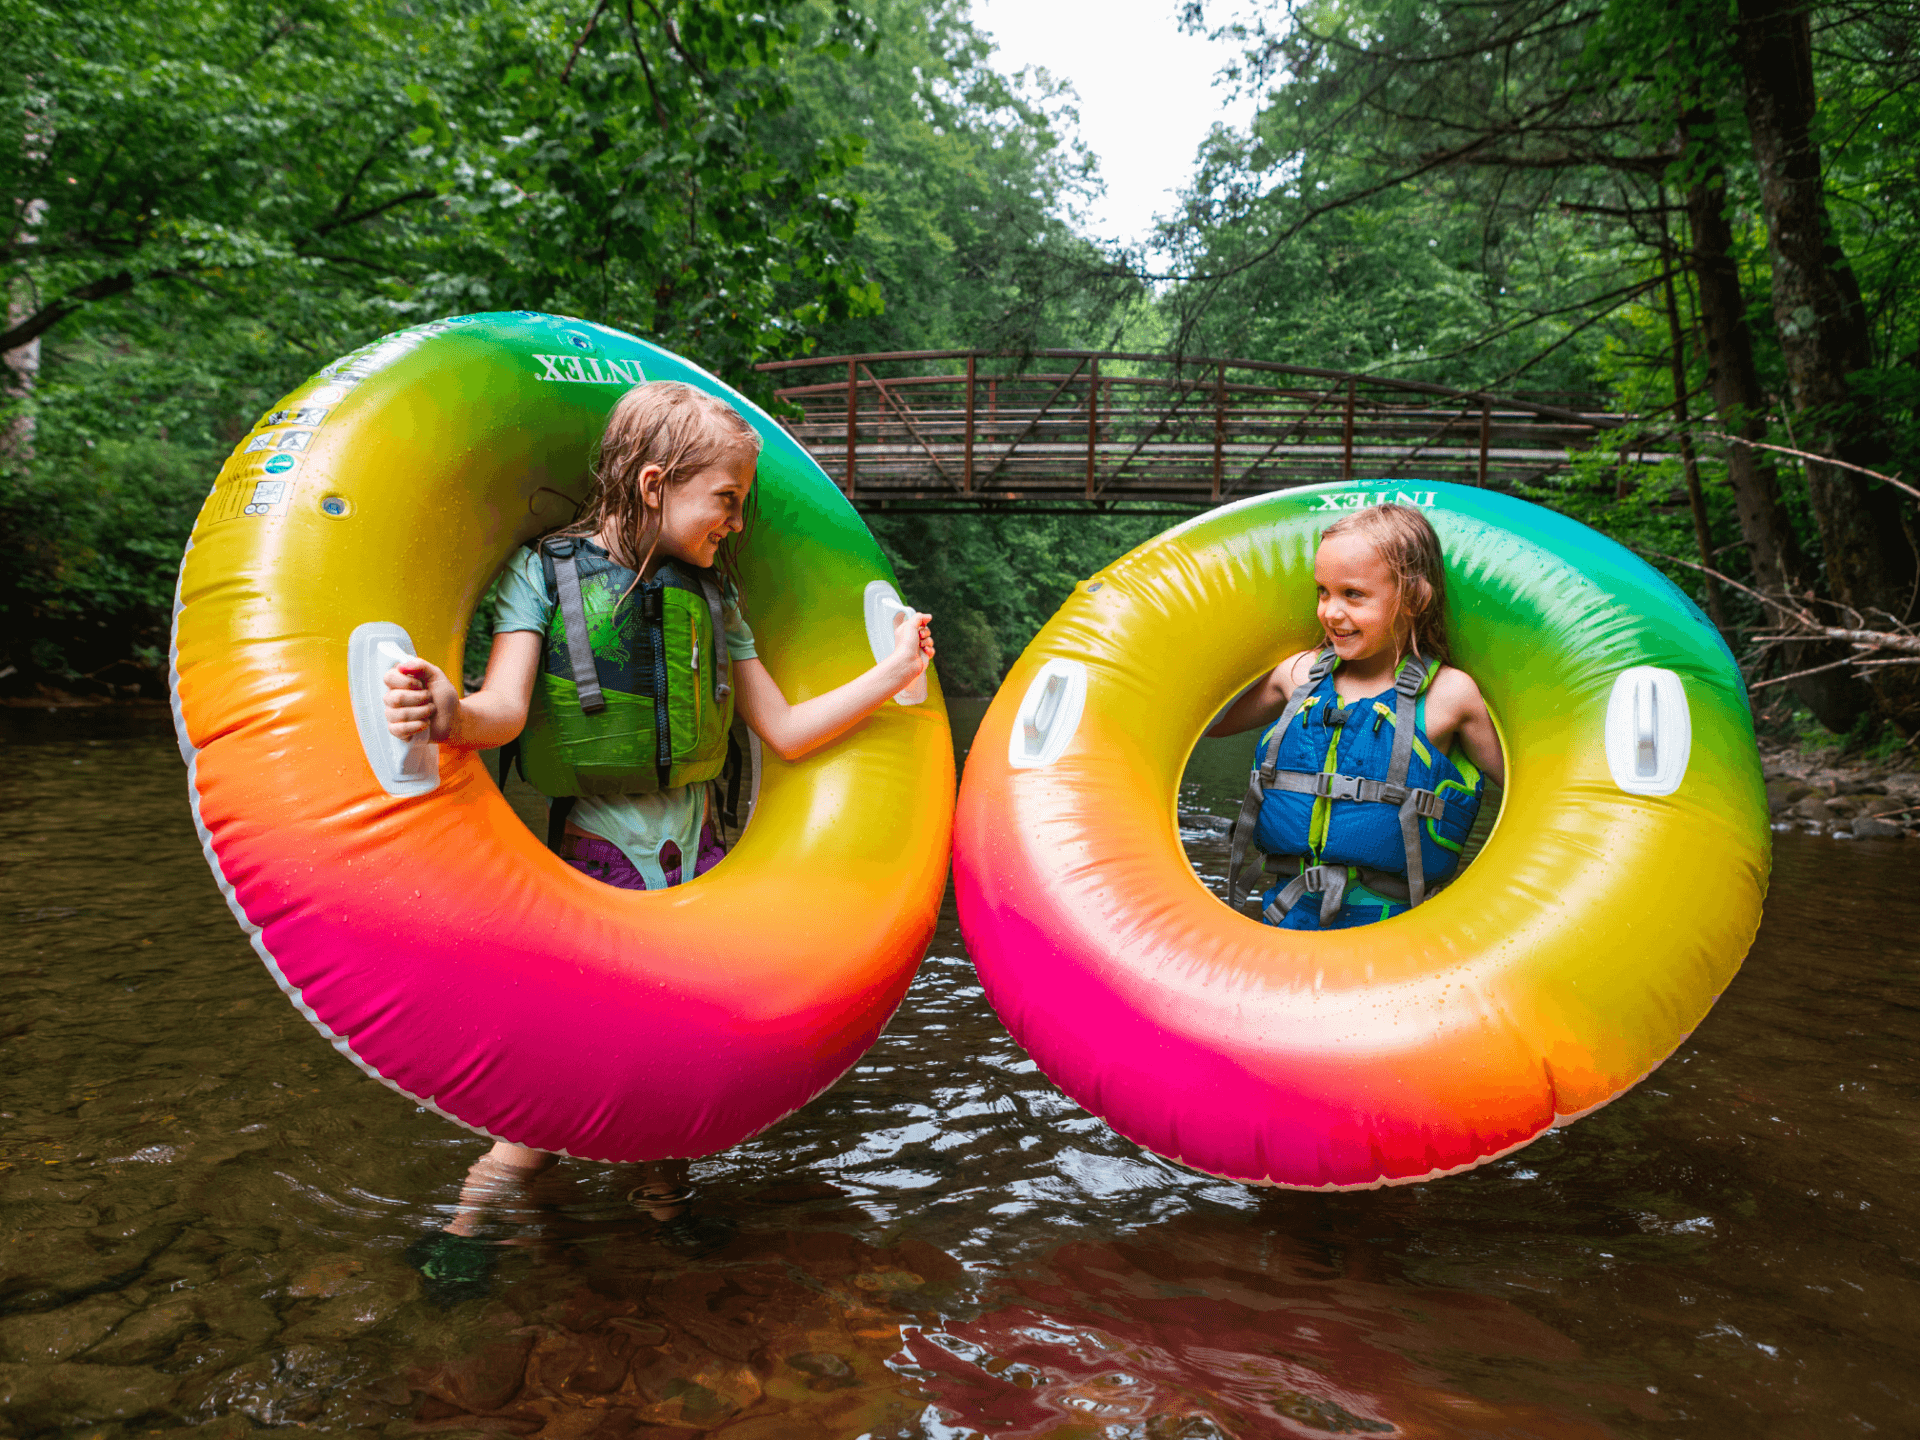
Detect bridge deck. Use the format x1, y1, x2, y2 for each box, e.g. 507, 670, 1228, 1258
757, 350, 1643, 508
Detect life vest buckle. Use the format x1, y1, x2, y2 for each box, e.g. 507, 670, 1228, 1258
1316, 773, 1365, 802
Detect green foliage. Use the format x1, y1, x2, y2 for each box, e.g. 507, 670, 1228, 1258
0, 0, 877, 387
1165, 0, 1919, 737
1159, 0, 1639, 393
769, 0, 1139, 356
0, 435, 214, 690
0, 0, 1157, 694
8, 0, 1910, 717
0, 0, 886, 688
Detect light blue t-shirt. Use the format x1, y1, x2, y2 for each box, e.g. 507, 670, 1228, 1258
493, 545, 757, 888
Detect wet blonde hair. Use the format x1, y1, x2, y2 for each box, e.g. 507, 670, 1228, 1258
1320, 503, 1452, 666
556, 380, 762, 580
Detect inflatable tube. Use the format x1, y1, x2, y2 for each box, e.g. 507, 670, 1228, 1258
955, 480, 1767, 1190
171, 312, 953, 1162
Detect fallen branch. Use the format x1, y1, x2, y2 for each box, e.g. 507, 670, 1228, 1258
1627, 541, 1920, 693
1749, 655, 1862, 691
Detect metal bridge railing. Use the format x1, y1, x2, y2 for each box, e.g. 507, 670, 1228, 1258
756, 349, 1640, 508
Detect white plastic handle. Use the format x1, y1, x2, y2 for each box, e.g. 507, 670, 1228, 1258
1635, 682, 1659, 777
347, 622, 440, 797
1008, 659, 1087, 769
863, 580, 927, 706
1605, 665, 1691, 797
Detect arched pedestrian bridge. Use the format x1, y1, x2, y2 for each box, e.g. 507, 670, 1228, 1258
756, 349, 1640, 512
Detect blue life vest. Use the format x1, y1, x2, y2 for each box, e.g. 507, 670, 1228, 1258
1225, 648, 1483, 930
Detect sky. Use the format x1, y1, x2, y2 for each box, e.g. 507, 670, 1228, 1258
969, 0, 1261, 246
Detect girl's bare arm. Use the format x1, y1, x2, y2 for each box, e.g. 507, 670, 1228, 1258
733, 610, 934, 761
1426, 667, 1506, 787
383, 630, 542, 748
1206, 651, 1316, 737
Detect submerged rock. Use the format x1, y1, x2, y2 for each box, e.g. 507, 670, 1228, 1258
199, 1289, 281, 1347
284, 1256, 365, 1299
1766, 778, 1814, 813
86, 1298, 201, 1366
1851, 816, 1909, 840
0, 1359, 179, 1425
0, 1296, 132, 1362
407, 1333, 536, 1414
1179, 813, 1233, 838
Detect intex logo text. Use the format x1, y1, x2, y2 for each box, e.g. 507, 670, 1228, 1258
534, 354, 647, 385
1311, 489, 1438, 512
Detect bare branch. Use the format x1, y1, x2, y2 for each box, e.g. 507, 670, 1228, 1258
309, 187, 436, 237
563, 0, 613, 84
1699, 430, 1920, 503
634, 0, 713, 83
1628, 541, 1819, 626
1749, 655, 1865, 690
0, 271, 136, 353
623, 1, 672, 132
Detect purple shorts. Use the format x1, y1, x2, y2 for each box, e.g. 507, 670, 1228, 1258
562, 824, 727, 891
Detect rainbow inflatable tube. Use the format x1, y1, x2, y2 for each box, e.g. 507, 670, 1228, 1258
171, 313, 953, 1162
955, 480, 1767, 1190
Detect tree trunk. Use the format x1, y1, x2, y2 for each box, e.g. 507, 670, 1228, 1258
1684, 157, 1862, 728
1737, 0, 1918, 723
2, 86, 47, 462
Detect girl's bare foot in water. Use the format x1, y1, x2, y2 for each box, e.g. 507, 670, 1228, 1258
446, 1141, 557, 1237
628, 1158, 693, 1222
408, 1143, 557, 1305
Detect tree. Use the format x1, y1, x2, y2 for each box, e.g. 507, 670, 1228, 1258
0, 0, 879, 690
1171, 0, 1919, 726
769, 0, 1136, 358
1733, 0, 1917, 715
0, 0, 875, 393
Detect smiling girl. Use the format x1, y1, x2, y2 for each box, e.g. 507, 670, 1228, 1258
1209, 503, 1504, 930
381, 381, 933, 1202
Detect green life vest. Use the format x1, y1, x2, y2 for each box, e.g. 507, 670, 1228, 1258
517, 536, 734, 797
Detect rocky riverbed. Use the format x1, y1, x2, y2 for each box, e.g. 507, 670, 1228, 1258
1760, 742, 1920, 839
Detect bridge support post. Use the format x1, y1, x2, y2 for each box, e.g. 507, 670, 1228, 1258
1085, 358, 1100, 499
1212, 364, 1226, 501
1478, 401, 1491, 486
1342, 376, 1355, 481
964, 353, 976, 495
845, 359, 858, 496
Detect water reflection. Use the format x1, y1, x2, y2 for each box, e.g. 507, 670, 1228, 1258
909, 1205, 1646, 1438
0, 705, 1916, 1436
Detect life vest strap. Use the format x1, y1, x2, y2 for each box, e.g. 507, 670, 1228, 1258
1226, 645, 1337, 912
692, 569, 731, 705
1263, 861, 1413, 927
1388, 653, 1429, 906
549, 541, 607, 715
1228, 647, 1452, 923
1257, 767, 1447, 817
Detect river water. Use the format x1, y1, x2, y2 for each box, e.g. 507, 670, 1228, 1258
2, 701, 1916, 1438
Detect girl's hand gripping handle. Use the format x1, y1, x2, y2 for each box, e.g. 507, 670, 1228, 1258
384, 656, 461, 742
885, 605, 934, 705
863, 582, 933, 706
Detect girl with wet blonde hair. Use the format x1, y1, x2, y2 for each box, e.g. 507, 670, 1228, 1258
379, 379, 935, 1201
1211, 502, 1504, 931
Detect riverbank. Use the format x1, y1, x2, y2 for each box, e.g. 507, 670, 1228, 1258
1759, 739, 1919, 838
